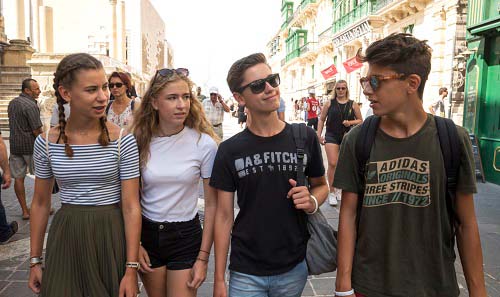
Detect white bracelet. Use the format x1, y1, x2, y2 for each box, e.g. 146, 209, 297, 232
306, 194, 318, 215
335, 289, 354, 296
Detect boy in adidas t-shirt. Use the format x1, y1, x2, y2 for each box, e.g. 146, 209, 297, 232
334, 33, 486, 297
210, 53, 329, 297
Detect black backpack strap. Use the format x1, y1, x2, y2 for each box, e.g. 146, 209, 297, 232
435, 116, 461, 227
355, 115, 380, 191
354, 115, 380, 231
131, 99, 135, 111
291, 123, 308, 187
105, 101, 113, 115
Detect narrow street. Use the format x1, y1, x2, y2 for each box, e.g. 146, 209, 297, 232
0, 113, 499, 296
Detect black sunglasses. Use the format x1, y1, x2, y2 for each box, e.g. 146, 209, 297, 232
237, 73, 280, 94
336, 87, 346, 90
152, 68, 190, 83
359, 73, 406, 91
109, 83, 124, 89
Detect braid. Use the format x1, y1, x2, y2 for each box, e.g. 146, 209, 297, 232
52, 53, 104, 157
56, 92, 73, 157
98, 117, 110, 146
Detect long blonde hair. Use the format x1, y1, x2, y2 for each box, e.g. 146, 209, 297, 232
132, 72, 219, 168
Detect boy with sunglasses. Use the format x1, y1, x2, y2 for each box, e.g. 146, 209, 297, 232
334, 33, 486, 297
210, 53, 329, 297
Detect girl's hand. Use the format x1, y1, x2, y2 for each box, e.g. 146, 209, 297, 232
118, 270, 138, 297
138, 245, 154, 274
187, 259, 208, 289
28, 265, 43, 294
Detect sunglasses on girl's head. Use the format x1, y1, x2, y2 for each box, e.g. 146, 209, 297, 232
237, 73, 280, 94
359, 73, 406, 91
152, 68, 189, 83
109, 83, 124, 89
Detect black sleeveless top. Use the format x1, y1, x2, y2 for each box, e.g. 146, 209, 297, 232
325, 99, 356, 136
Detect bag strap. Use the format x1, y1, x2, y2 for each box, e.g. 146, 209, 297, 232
435, 116, 461, 227
355, 115, 380, 192
291, 123, 308, 187
105, 101, 113, 115
117, 128, 124, 162
131, 99, 135, 111
45, 129, 50, 157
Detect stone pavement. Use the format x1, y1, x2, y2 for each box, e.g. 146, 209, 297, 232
0, 113, 499, 296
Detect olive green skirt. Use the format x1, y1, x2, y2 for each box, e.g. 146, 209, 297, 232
41, 203, 126, 297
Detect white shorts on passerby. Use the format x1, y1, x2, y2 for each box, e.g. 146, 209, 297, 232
9, 154, 34, 178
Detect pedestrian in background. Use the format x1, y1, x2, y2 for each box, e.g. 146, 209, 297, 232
28, 53, 141, 297
107, 71, 140, 130
7, 78, 44, 220
132, 68, 218, 297
306, 89, 320, 130
0, 132, 16, 245
202, 86, 230, 139
334, 33, 486, 297
317, 80, 362, 206
211, 53, 328, 297
277, 97, 286, 121
429, 86, 448, 117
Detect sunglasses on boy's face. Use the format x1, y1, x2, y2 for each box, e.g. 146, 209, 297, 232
109, 83, 124, 89
237, 73, 280, 94
359, 73, 406, 91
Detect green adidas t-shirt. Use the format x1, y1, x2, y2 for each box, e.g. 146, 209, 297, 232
334, 114, 476, 297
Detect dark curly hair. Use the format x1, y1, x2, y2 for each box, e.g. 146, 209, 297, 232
360, 33, 432, 99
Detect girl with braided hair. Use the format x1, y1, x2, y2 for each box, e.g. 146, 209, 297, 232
132, 68, 218, 297
28, 53, 141, 297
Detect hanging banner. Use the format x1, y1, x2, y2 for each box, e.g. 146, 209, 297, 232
321, 64, 338, 79
343, 56, 363, 73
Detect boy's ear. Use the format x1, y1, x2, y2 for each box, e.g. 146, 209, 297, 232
233, 92, 245, 105
406, 74, 421, 96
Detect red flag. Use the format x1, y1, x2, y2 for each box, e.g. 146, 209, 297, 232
321, 64, 338, 80
343, 56, 364, 73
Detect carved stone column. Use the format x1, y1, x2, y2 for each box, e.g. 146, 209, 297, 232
110, 0, 117, 58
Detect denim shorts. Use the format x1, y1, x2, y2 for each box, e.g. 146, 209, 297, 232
229, 259, 308, 297
140, 214, 202, 270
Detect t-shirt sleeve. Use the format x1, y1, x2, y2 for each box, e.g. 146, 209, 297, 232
305, 126, 325, 178
24, 105, 43, 131
334, 127, 363, 194
50, 105, 59, 127
456, 126, 477, 193
118, 134, 140, 180
200, 134, 218, 179
33, 135, 53, 179
209, 142, 236, 192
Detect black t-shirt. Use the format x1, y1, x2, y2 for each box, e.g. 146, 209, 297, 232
210, 123, 325, 276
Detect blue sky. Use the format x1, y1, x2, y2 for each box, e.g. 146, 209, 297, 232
150, 0, 282, 98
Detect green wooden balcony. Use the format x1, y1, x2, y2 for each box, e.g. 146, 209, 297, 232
332, 1, 374, 34
300, 0, 316, 10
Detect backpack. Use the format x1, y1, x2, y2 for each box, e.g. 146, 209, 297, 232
355, 115, 461, 236
291, 123, 337, 275
105, 99, 135, 115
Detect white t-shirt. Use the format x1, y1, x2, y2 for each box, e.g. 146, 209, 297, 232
141, 127, 218, 222
50, 103, 70, 127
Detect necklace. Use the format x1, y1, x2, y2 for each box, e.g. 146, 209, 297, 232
335, 99, 348, 122
157, 126, 185, 137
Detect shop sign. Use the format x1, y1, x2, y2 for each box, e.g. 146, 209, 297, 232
333, 21, 371, 47
321, 64, 338, 79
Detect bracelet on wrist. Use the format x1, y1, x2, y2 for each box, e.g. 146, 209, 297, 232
125, 262, 140, 269
196, 257, 209, 263
199, 249, 210, 255
29, 256, 43, 268
335, 289, 354, 296
306, 194, 318, 215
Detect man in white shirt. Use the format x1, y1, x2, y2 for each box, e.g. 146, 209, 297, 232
202, 86, 230, 139
428, 87, 448, 117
